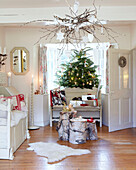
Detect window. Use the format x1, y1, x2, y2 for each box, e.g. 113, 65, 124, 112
46, 43, 110, 94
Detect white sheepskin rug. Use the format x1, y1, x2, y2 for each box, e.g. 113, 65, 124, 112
27, 142, 91, 163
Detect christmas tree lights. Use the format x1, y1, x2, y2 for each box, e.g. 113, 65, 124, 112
56, 47, 99, 89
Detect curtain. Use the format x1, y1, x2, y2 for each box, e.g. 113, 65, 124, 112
39, 45, 47, 94
46, 44, 71, 91
93, 48, 106, 94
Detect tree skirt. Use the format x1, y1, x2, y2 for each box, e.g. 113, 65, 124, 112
27, 142, 91, 163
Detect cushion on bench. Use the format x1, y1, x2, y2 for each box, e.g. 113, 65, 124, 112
50, 90, 66, 107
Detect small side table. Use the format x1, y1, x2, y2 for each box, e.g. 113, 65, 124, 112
56, 112, 98, 144
69, 119, 87, 144
33, 94, 49, 126
56, 111, 77, 141
86, 122, 98, 140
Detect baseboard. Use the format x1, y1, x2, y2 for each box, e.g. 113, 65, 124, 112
133, 121, 136, 127
34, 120, 50, 127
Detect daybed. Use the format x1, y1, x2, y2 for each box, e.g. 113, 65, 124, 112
0, 86, 29, 160
50, 87, 102, 127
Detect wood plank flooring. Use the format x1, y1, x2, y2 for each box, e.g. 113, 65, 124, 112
0, 124, 136, 170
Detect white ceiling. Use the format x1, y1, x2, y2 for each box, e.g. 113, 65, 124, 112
0, 0, 136, 26
0, 0, 136, 8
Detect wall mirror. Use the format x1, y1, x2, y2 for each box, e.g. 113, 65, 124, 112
10, 47, 29, 75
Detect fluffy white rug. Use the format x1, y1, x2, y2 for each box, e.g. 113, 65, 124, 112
27, 142, 91, 163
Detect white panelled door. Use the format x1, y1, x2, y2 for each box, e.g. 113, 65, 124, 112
108, 49, 133, 132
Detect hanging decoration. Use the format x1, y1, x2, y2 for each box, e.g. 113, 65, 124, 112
26, 0, 117, 47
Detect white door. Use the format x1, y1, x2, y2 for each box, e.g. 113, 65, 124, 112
108, 49, 133, 132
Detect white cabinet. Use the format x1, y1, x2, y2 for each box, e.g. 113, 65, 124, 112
33, 94, 49, 126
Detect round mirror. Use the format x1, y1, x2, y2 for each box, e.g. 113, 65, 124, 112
10, 47, 29, 75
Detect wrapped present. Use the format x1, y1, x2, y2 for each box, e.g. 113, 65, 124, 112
82, 95, 95, 100
70, 100, 82, 107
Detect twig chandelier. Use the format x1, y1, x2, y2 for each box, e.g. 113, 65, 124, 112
26, 0, 117, 46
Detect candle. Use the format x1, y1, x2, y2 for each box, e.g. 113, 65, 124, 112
8, 72, 11, 77
39, 79, 42, 94
0, 47, 2, 54
79, 116, 82, 119
7, 72, 11, 86
32, 75, 34, 84
3, 47, 6, 54
39, 79, 41, 86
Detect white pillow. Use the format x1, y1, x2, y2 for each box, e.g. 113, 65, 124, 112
20, 101, 27, 111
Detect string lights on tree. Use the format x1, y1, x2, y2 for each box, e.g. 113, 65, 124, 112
56, 47, 99, 89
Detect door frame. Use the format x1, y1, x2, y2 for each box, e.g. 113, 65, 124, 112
132, 49, 136, 127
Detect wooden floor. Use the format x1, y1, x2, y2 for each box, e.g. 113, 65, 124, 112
0, 124, 136, 170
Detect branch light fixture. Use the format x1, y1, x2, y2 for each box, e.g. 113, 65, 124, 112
26, 0, 117, 47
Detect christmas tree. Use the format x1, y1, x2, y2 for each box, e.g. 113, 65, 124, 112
56, 47, 99, 89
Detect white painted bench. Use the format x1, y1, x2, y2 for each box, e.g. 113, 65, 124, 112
50, 87, 102, 127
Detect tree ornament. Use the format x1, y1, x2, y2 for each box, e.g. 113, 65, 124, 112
88, 34, 94, 42
82, 36, 89, 43
75, 82, 77, 85
89, 81, 92, 85
56, 31, 64, 42
77, 73, 79, 76
71, 77, 74, 80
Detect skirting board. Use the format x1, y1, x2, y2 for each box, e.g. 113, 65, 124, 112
133, 121, 136, 127
34, 120, 50, 127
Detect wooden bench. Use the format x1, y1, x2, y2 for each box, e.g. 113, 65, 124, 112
50, 87, 102, 127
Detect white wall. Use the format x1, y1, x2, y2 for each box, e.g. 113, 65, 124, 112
0, 24, 130, 120
5, 27, 41, 92
99, 25, 131, 50
0, 27, 5, 47
0, 27, 6, 72
130, 24, 136, 49
4, 25, 131, 89
5, 27, 42, 117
